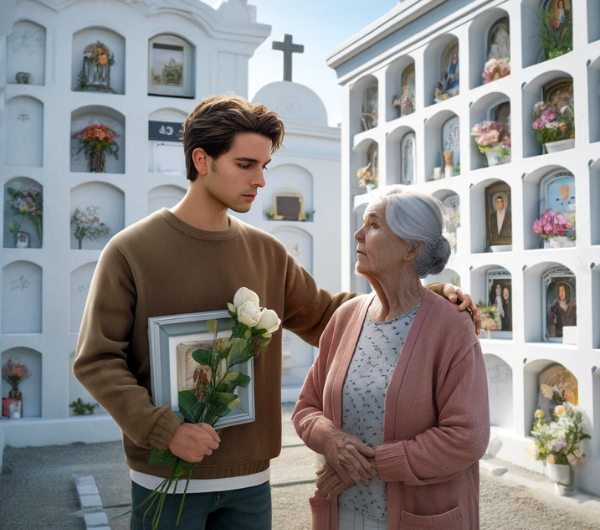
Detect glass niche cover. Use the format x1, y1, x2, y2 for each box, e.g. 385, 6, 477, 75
485, 268, 512, 339
485, 181, 512, 252
392, 64, 416, 119
435, 40, 459, 103
536, 169, 575, 249
543, 266, 576, 343
148, 35, 194, 98
400, 133, 416, 185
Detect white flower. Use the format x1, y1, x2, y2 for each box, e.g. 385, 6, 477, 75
237, 301, 263, 327
567, 453, 578, 466
233, 287, 260, 308
256, 309, 281, 337
574, 449, 584, 458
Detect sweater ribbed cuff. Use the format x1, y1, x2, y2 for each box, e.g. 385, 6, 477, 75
374, 442, 407, 483
148, 406, 183, 450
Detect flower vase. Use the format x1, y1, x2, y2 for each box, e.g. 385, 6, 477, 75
485, 146, 510, 167
14, 231, 30, 249
550, 236, 576, 249
546, 463, 575, 496
366, 183, 376, 192
3, 389, 23, 419
89, 151, 106, 173
544, 139, 575, 154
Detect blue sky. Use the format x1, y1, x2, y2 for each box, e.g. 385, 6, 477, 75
240, 0, 397, 126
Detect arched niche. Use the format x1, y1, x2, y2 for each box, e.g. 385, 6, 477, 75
471, 265, 513, 339
385, 56, 415, 122
350, 75, 378, 135
148, 185, 186, 215
6, 20, 46, 86
69, 352, 103, 415
148, 108, 187, 175
271, 226, 313, 275
587, 56, 600, 143
424, 34, 460, 107
387, 126, 416, 186
468, 9, 510, 89
469, 92, 511, 171
424, 110, 459, 181
470, 178, 512, 253
591, 158, 600, 246
148, 34, 195, 98
521, 0, 573, 68
70, 106, 125, 174
70, 182, 125, 250
6, 97, 43, 167
2, 261, 42, 333
263, 164, 314, 222
3, 177, 43, 249
484, 354, 513, 430
70, 262, 97, 332
523, 359, 578, 436
1, 347, 42, 417
522, 72, 574, 158
589, 0, 600, 43
72, 27, 125, 94
433, 190, 460, 255
424, 267, 461, 288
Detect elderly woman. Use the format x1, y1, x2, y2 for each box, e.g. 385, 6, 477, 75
292, 186, 489, 530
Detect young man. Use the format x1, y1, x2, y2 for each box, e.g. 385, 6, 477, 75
74, 95, 480, 530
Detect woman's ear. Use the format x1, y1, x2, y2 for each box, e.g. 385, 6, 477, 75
404, 241, 424, 263
192, 148, 209, 176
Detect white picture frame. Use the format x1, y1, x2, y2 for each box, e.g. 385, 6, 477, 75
148, 310, 255, 429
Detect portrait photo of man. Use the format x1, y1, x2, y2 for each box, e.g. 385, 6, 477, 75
486, 182, 512, 248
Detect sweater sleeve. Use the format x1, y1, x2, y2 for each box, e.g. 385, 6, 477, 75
73, 242, 182, 450
374, 343, 490, 485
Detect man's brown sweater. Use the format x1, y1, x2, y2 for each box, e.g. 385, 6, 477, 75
74, 208, 444, 480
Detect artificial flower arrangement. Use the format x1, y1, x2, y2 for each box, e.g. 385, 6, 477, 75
482, 58, 510, 84
477, 302, 499, 338
470, 121, 511, 166
527, 384, 590, 467
531, 98, 575, 148
357, 163, 378, 190
533, 205, 576, 245
1, 359, 30, 400
123, 288, 280, 529
71, 206, 111, 250
5, 185, 43, 243
72, 124, 119, 172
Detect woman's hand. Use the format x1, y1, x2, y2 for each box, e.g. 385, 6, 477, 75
443, 284, 482, 336
315, 462, 369, 497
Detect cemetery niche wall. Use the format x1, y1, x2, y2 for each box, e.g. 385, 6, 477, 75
148, 34, 194, 98
148, 108, 187, 175
6, 20, 46, 86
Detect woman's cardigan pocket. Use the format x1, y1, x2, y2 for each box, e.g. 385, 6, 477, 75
399, 506, 462, 529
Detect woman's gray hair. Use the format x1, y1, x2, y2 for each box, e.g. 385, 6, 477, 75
372, 185, 451, 278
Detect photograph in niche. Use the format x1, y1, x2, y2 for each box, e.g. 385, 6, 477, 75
361, 84, 378, 131
401, 133, 416, 185
485, 182, 512, 249
544, 269, 576, 340
435, 40, 459, 103
441, 116, 460, 176
489, 17, 510, 61
536, 363, 578, 423
400, 64, 416, 117
151, 43, 184, 87
543, 78, 573, 110
486, 269, 512, 336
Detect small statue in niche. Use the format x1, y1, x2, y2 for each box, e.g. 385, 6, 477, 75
15, 72, 30, 84
361, 84, 378, 131
76, 41, 115, 93
435, 42, 460, 103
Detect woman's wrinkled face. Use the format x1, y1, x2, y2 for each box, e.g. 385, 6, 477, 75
354, 201, 417, 279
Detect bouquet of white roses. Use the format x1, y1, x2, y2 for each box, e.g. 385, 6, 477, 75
125, 287, 280, 529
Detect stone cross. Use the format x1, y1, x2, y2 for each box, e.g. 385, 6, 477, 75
272, 34, 304, 82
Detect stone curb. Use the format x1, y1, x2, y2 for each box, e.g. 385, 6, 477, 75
73, 474, 110, 529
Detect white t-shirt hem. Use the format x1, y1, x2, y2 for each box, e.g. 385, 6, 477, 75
131, 468, 270, 494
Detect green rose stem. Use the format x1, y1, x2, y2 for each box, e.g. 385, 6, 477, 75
115, 309, 272, 529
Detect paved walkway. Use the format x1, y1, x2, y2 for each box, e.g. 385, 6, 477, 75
1, 405, 599, 529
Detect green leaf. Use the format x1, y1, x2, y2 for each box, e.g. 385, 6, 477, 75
220, 371, 240, 384
229, 338, 247, 355
149, 449, 178, 467
192, 401, 206, 423
178, 390, 197, 415
192, 349, 213, 366
227, 303, 237, 315
253, 328, 268, 336
244, 329, 252, 340
215, 392, 237, 405
235, 374, 251, 388
227, 396, 241, 410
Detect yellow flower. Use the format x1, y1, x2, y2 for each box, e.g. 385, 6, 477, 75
548, 455, 556, 464
555, 405, 566, 415
535, 410, 545, 419
98, 54, 108, 66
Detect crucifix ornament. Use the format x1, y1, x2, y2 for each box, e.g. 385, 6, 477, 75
272, 34, 304, 82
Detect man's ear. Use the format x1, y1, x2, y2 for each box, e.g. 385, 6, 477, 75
192, 148, 209, 177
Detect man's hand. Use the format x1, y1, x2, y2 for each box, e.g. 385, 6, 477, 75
168, 423, 220, 463
443, 283, 482, 336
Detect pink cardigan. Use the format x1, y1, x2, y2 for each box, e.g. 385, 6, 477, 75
292, 289, 490, 530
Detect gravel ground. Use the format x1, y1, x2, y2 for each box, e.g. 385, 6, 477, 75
1, 408, 599, 530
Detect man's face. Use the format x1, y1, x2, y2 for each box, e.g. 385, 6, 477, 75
201, 132, 272, 213
496, 197, 505, 212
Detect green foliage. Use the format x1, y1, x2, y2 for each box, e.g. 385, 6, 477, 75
191, 349, 212, 366
537, 10, 572, 62
70, 206, 111, 249
70, 398, 98, 415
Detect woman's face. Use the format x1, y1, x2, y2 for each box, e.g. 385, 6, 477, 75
496, 284, 501, 296
558, 285, 567, 301
354, 201, 418, 280
451, 52, 458, 64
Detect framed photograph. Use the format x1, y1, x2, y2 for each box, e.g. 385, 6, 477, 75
148, 35, 194, 98
536, 363, 578, 421
488, 17, 510, 61
541, 0, 571, 45
148, 310, 255, 429
542, 266, 576, 342
441, 40, 460, 98
485, 181, 512, 248
400, 64, 416, 117
542, 77, 573, 111
485, 268, 513, 338
441, 116, 460, 175
488, 101, 511, 132
273, 189, 306, 221
401, 133, 416, 185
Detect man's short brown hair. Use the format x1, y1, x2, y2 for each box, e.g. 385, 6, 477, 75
181, 94, 285, 181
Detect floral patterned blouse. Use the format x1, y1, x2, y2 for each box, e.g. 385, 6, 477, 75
338, 305, 420, 521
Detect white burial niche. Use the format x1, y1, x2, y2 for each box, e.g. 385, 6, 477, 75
148, 34, 195, 98
2, 261, 42, 334
350, 74, 378, 136
3, 177, 43, 250
71, 27, 125, 94
6, 20, 46, 86
471, 265, 513, 340
424, 34, 460, 107
469, 179, 512, 254
386, 127, 417, 186
433, 190, 460, 255
484, 354, 513, 432
469, 93, 511, 171
148, 109, 187, 175
263, 165, 314, 222
6, 96, 44, 168
148, 185, 186, 216
1, 347, 42, 418
386, 56, 416, 122
425, 111, 460, 181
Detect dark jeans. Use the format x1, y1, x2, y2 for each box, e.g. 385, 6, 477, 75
130, 480, 272, 530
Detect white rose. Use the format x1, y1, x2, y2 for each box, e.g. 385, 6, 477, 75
237, 301, 262, 327
256, 309, 281, 337
233, 287, 260, 309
